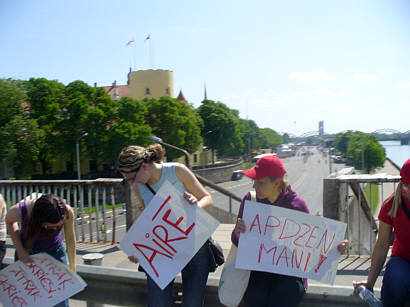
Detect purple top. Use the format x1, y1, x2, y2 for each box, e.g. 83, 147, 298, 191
19, 200, 63, 252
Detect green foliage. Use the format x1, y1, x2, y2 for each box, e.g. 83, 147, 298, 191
346, 132, 386, 172
198, 100, 243, 157
282, 133, 291, 144
258, 128, 282, 149
365, 183, 379, 213
334, 130, 355, 155
0, 79, 44, 177
145, 97, 203, 161
24, 78, 65, 173
105, 97, 152, 164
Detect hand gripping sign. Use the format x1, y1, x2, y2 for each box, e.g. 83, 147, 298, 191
120, 180, 220, 289
236, 200, 347, 285
0, 253, 86, 307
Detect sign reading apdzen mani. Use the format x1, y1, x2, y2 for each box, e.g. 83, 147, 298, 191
236, 200, 346, 285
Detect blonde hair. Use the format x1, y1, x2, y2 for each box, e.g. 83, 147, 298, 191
0, 194, 5, 213
388, 181, 403, 218
268, 177, 290, 192
117, 144, 165, 173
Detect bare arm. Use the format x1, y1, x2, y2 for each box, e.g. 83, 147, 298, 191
355, 221, 392, 291
6, 204, 33, 263
63, 205, 76, 272
175, 164, 212, 209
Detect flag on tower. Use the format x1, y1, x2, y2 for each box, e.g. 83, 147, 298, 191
126, 39, 135, 47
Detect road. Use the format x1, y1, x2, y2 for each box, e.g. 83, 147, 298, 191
207, 146, 346, 216
78, 147, 347, 242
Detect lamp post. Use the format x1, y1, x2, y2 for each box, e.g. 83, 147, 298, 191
361, 138, 365, 172
76, 133, 88, 180
148, 136, 191, 169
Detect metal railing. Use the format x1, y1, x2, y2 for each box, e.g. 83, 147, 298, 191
0, 179, 123, 244
323, 174, 401, 256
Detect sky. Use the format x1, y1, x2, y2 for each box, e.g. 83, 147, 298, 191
1, 0, 409, 136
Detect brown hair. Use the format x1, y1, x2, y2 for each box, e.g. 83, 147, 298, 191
117, 144, 165, 173
25, 194, 66, 251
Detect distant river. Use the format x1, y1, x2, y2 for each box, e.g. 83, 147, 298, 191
380, 140, 410, 168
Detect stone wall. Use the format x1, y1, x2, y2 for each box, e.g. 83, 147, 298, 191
192, 159, 243, 183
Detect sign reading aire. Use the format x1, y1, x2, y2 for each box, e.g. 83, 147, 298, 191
120, 180, 220, 289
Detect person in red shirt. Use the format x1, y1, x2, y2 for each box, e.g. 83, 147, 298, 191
354, 158, 410, 307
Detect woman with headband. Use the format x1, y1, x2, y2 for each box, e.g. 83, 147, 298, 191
117, 143, 212, 307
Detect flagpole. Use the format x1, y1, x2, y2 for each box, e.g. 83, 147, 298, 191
133, 41, 136, 71
149, 39, 154, 69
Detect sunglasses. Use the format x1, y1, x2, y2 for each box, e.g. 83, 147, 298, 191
43, 219, 65, 230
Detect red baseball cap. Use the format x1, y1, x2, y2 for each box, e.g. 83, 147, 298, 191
400, 159, 410, 185
242, 155, 287, 179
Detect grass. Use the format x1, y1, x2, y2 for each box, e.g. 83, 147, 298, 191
364, 183, 379, 213
81, 203, 124, 214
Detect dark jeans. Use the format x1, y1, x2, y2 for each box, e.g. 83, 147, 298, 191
0, 241, 6, 265
244, 271, 305, 307
15, 244, 69, 307
382, 256, 410, 307
146, 242, 210, 307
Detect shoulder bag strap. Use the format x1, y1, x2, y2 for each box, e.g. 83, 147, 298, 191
250, 191, 256, 202
145, 184, 156, 195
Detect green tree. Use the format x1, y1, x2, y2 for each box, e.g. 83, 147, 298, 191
24, 78, 65, 174
282, 133, 291, 144
197, 100, 243, 158
57, 80, 96, 165
239, 119, 260, 156
334, 130, 355, 155
0, 79, 44, 178
145, 97, 203, 161
85, 87, 119, 166
347, 132, 386, 172
105, 97, 152, 166
258, 128, 282, 149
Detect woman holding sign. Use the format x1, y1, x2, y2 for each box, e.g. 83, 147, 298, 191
354, 158, 410, 307
232, 155, 347, 307
6, 194, 76, 307
117, 144, 213, 307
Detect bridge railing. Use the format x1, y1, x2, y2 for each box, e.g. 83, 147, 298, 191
0, 176, 241, 243
0, 179, 123, 244
323, 174, 401, 256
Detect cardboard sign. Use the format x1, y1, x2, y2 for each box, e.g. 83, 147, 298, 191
0, 253, 86, 307
236, 200, 346, 285
120, 180, 220, 289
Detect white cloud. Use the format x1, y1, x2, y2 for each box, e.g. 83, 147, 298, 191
398, 82, 410, 88
264, 89, 277, 96
316, 88, 333, 96
352, 74, 379, 82
289, 70, 337, 81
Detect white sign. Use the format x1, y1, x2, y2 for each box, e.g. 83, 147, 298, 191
236, 200, 347, 285
0, 253, 86, 307
120, 180, 220, 289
